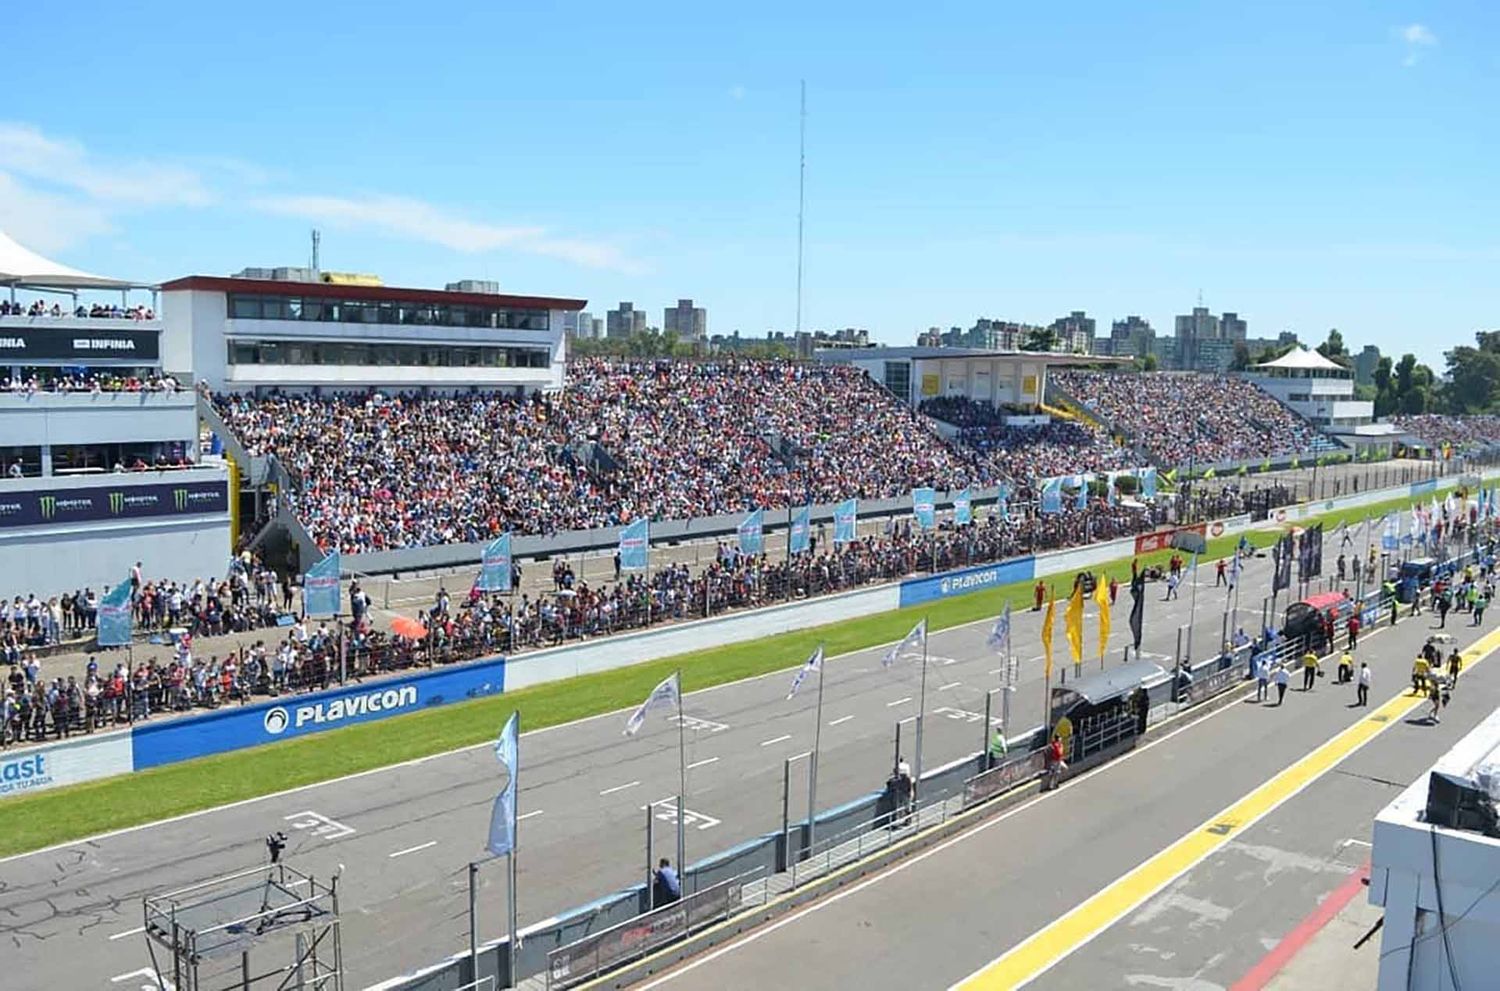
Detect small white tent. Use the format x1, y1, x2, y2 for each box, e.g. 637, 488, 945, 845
0, 230, 137, 289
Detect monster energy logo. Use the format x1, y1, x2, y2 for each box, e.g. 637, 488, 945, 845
109, 492, 125, 513
174, 488, 188, 510
39, 496, 55, 519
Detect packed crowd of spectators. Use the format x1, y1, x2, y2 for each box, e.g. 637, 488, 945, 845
2, 369, 181, 394
214, 360, 992, 553
0, 300, 156, 320
919, 395, 1136, 479
1392, 414, 1500, 452
1055, 371, 1324, 468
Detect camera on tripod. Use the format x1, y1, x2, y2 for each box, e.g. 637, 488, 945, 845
266, 831, 287, 864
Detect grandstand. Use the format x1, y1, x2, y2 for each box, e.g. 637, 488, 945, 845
1392, 414, 1500, 452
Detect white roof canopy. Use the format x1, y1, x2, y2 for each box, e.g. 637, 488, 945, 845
1255, 346, 1346, 373
0, 230, 139, 289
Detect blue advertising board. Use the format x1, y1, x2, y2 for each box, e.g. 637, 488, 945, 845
1410, 479, 1438, 497
132, 656, 507, 769
898, 557, 1036, 607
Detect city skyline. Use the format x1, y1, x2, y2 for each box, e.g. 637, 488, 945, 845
4, 2, 1496, 372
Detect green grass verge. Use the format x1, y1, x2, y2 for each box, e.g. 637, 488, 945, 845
0, 481, 1476, 857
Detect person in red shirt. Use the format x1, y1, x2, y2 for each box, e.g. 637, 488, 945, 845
1045, 733, 1067, 790
1034, 580, 1046, 611
1347, 613, 1361, 650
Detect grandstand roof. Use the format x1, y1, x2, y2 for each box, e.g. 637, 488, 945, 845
0, 230, 140, 289
1255, 346, 1346, 373
816, 346, 1126, 364
161, 274, 587, 311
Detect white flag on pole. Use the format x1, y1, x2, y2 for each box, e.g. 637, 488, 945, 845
883, 619, 927, 668
986, 604, 1011, 653
785, 645, 825, 700
624, 672, 680, 736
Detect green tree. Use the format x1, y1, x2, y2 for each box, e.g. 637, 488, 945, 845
1229, 341, 1252, 371
1441, 331, 1500, 413
1316, 328, 1351, 366
1021, 328, 1058, 352
1372, 356, 1395, 415
1394, 353, 1436, 414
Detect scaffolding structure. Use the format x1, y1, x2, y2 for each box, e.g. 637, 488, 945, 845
142, 861, 344, 991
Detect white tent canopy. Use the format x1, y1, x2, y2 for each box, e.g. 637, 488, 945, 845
1254, 346, 1347, 373
0, 230, 139, 289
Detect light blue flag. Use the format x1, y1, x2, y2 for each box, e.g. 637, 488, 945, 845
1141, 467, 1158, 500
737, 508, 765, 556
788, 505, 811, 555
96, 580, 133, 647
987, 603, 1011, 653
1381, 514, 1398, 551
953, 487, 972, 526
998, 484, 1011, 522
1040, 477, 1063, 515
882, 618, 927, 668
624, 671, 680, 735
1074, 474, 1089, 511
833, 498, 858, 544
785, 645, 824, 700
912, 487, 936, 530
479, 533, 513, 593
304, 551, 341, 617
1105, 472, 1116, 507
486, 712, 519, 857
618, 518, 649, 571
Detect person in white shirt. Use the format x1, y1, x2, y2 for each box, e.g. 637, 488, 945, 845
1357, 662, 1371, 707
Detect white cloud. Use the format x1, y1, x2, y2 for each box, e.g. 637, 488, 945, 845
1394, 23, 1437, 66
1400, 23, 1437, 46
0, 122, 212, 207
0, 171, 115, 254
253, 193, 641, 273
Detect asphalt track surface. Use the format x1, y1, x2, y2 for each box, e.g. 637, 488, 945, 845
639, 578, 1499, 990
0, 540, 1372, 989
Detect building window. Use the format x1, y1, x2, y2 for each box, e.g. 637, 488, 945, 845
883, 361, 911, 404
227, 338, 550, 370
225, 293, 550, 332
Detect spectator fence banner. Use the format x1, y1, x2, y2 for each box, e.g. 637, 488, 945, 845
0, 733, 134, 799
96, 578, 133, 647
833, 499, 858, 545
899, 557, 1036, 608
788, 505, 811, 554
1074, 474, 1089, 511
953, 487, 972, 526
546, 877, 742, 989
737, 509, 764, 556
1134, 523, 1207, 556
304, 551, 341, 617
1141, 466, 1158, 499
618, 519, 649, 571
479, 534, 513, 592
912, 487, 936, 530
0, 479, 228, 530
130, 655, 507, 769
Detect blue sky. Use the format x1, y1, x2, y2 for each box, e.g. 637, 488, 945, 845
3, 1, 1495, 368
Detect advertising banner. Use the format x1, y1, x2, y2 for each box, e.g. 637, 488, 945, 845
1133, 523, 1207, 556
898, 557, 1036, 608
0, 328, 160, 361
0, 480, 227, 530
304, 551, 341, 618
0, 733, 134, 799
618, 518, 649, 571
737, 508, 765, 556
833, 499, 858, 544
131, 656, 507, 769
953, 487, 972, 526
479, 533, 513, 592
788, 505, 811, 555
912, 488, 936, 530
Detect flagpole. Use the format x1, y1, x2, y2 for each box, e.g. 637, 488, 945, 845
1186, 554, 1200, 663
675, 669, 686, 887
807, 648, 825, 851
507, 712, 520, 988
1002, 612, 1013, 742
914, 617, 929, 790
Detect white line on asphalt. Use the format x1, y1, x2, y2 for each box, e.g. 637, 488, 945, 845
760, 735, 792, 747
518, 810, 545, 821
887, 697, 913, 707
938, 682, 962, 691
688, 757, 720, 769
599, 780, 641, 796
388, 840, 438, 859
107, 926, 145, 941
829, 715, 855, 727
1340, 837, 1372, 849
988, 668, 1003, 675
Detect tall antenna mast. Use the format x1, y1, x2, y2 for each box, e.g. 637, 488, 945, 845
311, 229, 322, 275
795, 80, 806, 337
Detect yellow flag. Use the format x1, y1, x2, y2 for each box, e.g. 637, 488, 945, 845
1041, 594, 1056, 680
1094, 577, 1112, 662
1065, 582, 1085, 665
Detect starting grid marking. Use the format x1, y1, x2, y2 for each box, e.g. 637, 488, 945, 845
284, 810, 355, 841
643, 801, 722, 831
110, 968, 174, 990
674, 715, 730, 734
933, 706, 1000, 726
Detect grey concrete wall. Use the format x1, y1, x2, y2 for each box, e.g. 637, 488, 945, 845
0, 390, 197, 448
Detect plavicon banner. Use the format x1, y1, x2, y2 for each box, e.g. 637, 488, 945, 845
130, 656, 507, 769
0, 480, 227, 529
0, 329, 160, 361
